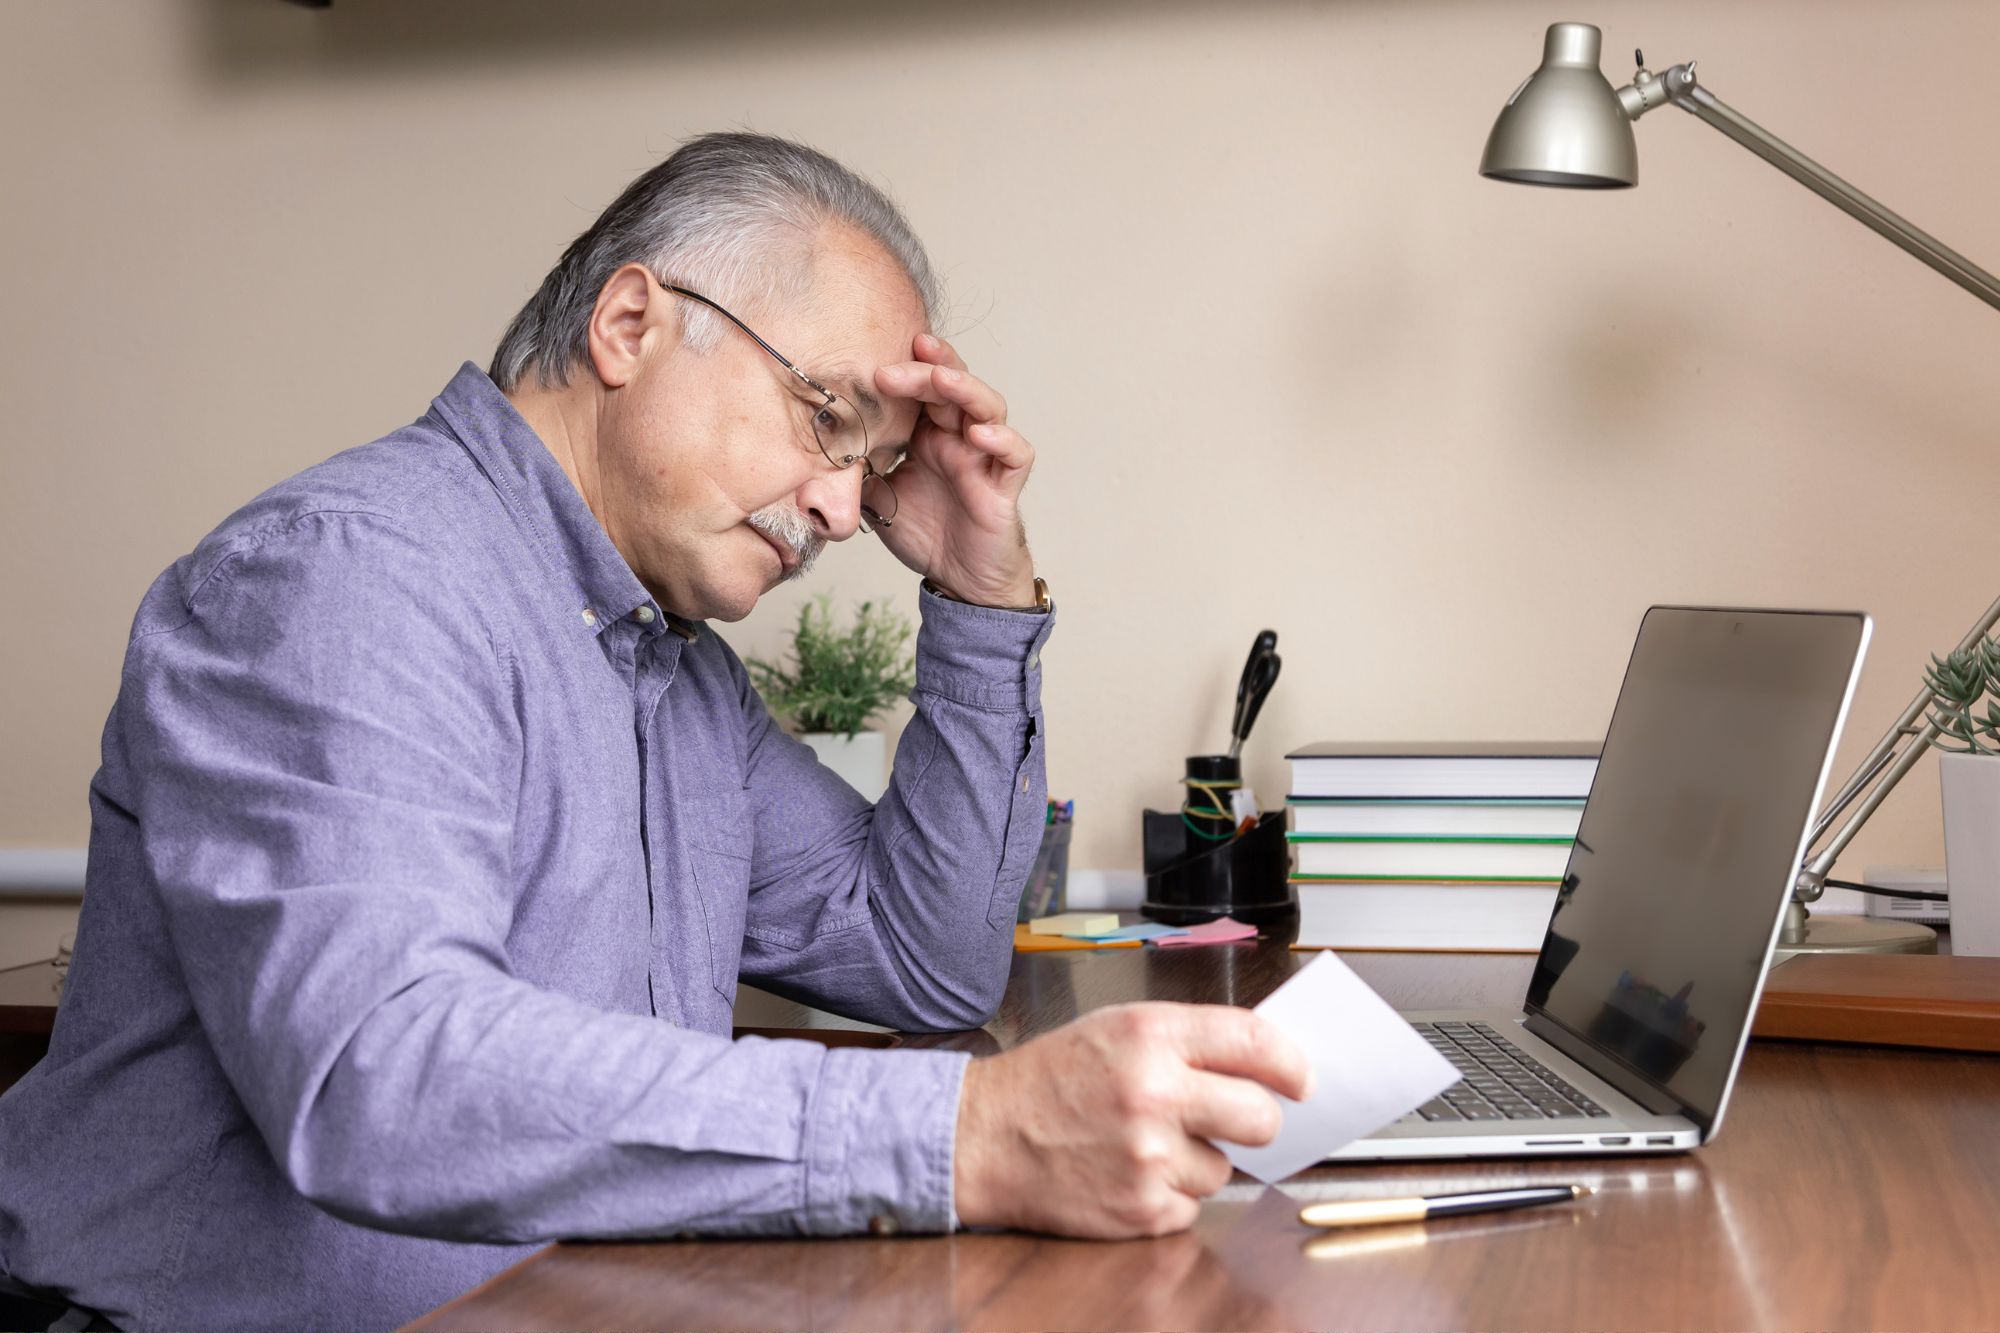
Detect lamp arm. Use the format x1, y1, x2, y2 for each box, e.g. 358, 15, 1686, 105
1603, 61, 2000, 900
1573, 55, 2000, 924
1619, 64, 2000, 310
1792, 593, 2000, 902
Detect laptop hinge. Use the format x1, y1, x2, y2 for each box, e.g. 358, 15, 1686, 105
1522, 1011, 1701, 1124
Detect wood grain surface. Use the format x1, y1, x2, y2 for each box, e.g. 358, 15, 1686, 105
1753, 953, 2000, 1051
409, 939, 2000, 1332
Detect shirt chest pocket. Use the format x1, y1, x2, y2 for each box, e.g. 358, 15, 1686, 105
685, 786, 754, 1000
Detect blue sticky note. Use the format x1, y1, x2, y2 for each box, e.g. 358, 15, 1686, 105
1066, 921, 1190, 943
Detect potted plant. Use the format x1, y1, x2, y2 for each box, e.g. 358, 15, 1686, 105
1923, 637, 2000, 955
747, 595, 916, 801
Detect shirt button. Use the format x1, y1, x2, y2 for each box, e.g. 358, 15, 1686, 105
1020, 774, 1031, 793
867, 1215, 899, 1236
581, 608, 598, 627
634, 606, 657, 624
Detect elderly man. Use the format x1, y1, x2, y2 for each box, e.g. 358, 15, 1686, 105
0, 133, 1307, 1332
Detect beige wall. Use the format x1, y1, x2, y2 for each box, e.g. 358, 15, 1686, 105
3, 0, 1996, 901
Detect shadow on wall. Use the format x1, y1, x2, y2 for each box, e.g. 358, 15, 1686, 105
1296, 243, 1992, 473
1530, 301, 1989, 471
197, 0, 1305, 81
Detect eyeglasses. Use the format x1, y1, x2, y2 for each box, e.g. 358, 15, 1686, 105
659, 279, 900, 532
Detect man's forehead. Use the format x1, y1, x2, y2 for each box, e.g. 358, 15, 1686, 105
796, 301, 926, 403
760, 232, 924, 433
798, 309, 926, 430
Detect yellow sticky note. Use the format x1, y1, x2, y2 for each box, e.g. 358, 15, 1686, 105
1027, 912, 1118, 936
1014, 925, 1141, 952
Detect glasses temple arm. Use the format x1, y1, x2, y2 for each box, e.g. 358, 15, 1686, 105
658, 280, 833, 397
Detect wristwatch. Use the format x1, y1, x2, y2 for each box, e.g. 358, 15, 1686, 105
925, 576, 1050, 614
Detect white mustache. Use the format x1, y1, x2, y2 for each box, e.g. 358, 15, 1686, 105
746, 503, 823, 581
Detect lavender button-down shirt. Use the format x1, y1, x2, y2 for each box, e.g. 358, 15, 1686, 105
0, 364, 1052, 1332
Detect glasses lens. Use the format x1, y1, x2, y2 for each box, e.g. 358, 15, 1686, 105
808, 398, 863, 469
860, 465, 897, 531
812, 396, 897, 531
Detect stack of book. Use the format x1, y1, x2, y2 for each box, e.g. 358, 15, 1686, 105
1286, 742, 1598, 952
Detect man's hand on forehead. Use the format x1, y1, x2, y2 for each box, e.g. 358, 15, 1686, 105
874, 334, 1030, 470
864, 331, 1038, 610
876, 334, 1001, 434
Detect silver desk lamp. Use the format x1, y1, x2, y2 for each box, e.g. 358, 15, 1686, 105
1480, 21, 2000, 958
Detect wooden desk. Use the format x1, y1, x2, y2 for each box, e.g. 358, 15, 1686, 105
408, 940, 2000, 1331
0, 959, 61, 1035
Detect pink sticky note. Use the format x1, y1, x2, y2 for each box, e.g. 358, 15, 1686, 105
1154, 916, 1258, 946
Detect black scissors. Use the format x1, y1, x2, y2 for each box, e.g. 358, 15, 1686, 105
1228, 630, 1281, 760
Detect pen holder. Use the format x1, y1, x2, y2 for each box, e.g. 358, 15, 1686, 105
1140, 756, 1294, 927
1016, 818, 1074, 923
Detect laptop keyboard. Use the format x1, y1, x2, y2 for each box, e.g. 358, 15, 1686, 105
1410, 1021, 1609, 1122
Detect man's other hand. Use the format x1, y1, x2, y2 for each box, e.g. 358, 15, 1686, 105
951, 1002, 1313, 1237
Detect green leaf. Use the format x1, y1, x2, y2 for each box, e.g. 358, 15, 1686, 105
1925, 647, 1985, 710
743, 594, 917, 738
1924, 635, 2000, 758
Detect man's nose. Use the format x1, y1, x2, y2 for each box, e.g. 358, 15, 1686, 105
797, 465, 864, 542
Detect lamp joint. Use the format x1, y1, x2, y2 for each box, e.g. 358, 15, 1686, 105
1616, 68, 1672, 120
1794, 865, 1827, 905
1664, 60, 1701, 110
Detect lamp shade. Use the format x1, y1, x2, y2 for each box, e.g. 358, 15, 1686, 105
1480, 22, 1636, 188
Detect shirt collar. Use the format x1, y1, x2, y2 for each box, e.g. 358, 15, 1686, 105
427, 362, 694, 640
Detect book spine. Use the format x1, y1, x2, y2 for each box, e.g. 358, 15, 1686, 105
1290, 874, 1565, 885
1286, 757, 1597, 801
1286, 834, 1575, 844
1286, 800, 1585, 840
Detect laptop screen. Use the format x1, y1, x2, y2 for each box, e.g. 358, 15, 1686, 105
1525, 607, 1868, 1128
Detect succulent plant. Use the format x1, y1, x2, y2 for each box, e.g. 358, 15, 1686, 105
1924, 636, 2000, 755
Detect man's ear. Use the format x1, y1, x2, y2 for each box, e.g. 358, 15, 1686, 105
585, 264, 675, 388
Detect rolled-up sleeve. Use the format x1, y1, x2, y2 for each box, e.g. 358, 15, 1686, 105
733, 583, 1054, 1035
124, 511, 969, 1240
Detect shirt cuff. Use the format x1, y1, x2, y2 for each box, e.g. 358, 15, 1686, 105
802, 1046, 972, 1234
913, 580, 1054, 714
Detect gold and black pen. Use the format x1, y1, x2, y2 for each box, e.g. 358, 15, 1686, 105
1299, 1184, 1592, 1230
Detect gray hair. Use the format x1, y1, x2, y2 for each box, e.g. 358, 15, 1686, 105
490, 132, 941, 392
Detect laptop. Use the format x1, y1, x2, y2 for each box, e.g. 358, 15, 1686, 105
1332, 605, 1871, 1160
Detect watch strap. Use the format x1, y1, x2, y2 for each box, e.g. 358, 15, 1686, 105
925, 575, 1050, 614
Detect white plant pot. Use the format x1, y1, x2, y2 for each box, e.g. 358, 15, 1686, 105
1939, 751, 2000, 957
802, 729, 888, 802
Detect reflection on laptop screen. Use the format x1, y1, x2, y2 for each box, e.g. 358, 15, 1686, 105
1526, 607, 1866, 1127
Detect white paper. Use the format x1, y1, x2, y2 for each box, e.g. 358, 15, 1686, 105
1220, 952, 1460, 1183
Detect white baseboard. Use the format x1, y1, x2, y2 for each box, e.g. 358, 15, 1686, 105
0, 849, 87, 899
1063, 869, 1145, 911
